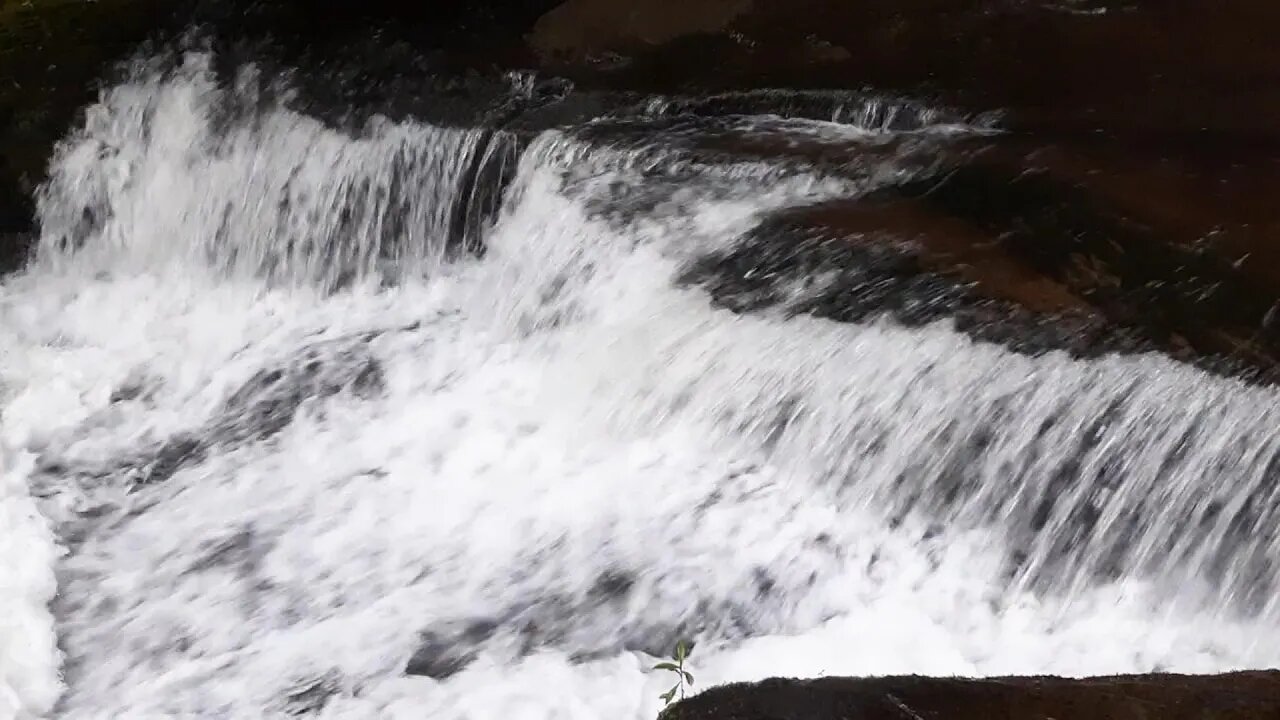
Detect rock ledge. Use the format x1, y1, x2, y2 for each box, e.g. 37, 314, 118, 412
662, 671, 1280, 720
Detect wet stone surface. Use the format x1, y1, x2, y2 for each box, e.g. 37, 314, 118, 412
660, 672, 1280, 720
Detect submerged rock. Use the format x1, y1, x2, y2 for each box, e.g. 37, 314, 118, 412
661, 672, 1280, 720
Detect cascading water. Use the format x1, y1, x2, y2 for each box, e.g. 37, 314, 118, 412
35, 55, 517, 291
3, 51, 1280, 719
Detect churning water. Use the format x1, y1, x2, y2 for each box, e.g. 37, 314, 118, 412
3, 52, 1280, 719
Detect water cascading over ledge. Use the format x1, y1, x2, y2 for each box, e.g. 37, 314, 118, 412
34, 55, 523, 291
5, 22, 1280, 720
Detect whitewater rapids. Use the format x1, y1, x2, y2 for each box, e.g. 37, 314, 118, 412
1, 52, 1279, 719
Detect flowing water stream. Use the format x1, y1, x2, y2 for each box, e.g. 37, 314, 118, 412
3, 52, 1280, 719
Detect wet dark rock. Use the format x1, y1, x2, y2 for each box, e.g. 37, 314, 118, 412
520, 2, 1280, 379
214, 338, 385, 445
589, 569, 636, 600
23, 332, 394, 508
0, 147, 33, 272
889, 164, 1277, 359
118, 346, 383, 487
141, 435, 207, 486
405, 638, 473, 681
449, 130, 525, 255
184, 526, 262, 576
873, 143, 1280, 382
532, 0, 754, 59
405, 620, 498, 679
0, 231, 29, 276
531, 1, 1280, 140
401, 560, 814, 678
668, 129, 1280, 384
279, 672, 342, 716
681, 209, 1151, 364
136, 342, 383, 485
660, 672, 1280, 720
108, 373, 153, 404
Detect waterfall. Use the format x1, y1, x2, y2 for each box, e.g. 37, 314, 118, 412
1, 51, 1276, 719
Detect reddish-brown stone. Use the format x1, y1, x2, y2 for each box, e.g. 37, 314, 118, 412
662, 672, 1280, 720
530, 1, 1280, 138
527, 0, 1280, 378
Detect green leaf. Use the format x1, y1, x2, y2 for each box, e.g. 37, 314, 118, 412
653, 662, 679, 672
682, 671, 694, 685
674, 641, 687, 662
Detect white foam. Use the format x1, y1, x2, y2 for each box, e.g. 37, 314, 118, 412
3, 56, 1280, 719
0, 444, 64, 720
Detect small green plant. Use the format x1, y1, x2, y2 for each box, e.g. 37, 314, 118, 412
653, 640, 695, 706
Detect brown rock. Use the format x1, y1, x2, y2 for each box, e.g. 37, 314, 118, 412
675, 120, 1280, 378
528, 1, 1280, 137
868, 138, 1280, 373
531, 0, 755, 59
661, 671, 1280, 720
